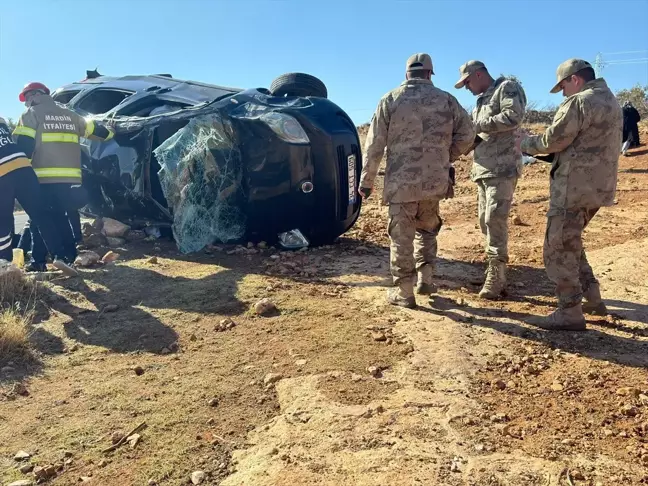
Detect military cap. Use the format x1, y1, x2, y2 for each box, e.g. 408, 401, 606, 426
406, 53, 434, 74
550, 58, 593, 93
454, 60, 486, 89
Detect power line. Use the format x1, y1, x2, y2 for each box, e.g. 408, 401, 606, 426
594, 51, 648, 77
603, 50, 648, 56
607, 57, 648, 62
606, 59, 648, 64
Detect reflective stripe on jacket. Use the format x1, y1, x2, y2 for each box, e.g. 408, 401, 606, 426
14, 95, 113, 184
0, 117, 31, 178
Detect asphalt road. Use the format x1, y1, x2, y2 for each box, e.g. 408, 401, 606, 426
14, 212, 28, 231
13, 212, 91, 232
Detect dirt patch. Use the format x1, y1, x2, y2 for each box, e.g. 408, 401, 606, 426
318, 373, 401, 406
0, 245, 408, 485
461, 341, 648, 483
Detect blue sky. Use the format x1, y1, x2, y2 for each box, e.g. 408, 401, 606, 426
1, 0, 647, 125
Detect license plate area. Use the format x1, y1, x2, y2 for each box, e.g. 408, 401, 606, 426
347, 154, 356, 204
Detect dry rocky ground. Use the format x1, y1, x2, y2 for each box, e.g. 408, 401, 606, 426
1, 123, 648, 486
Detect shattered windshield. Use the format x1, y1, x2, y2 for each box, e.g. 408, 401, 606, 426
153, 114, 246, 253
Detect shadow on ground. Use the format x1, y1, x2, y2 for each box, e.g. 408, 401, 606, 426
421, 293, 648, 369
7, 234, 646, 384
35, 263, 254, 355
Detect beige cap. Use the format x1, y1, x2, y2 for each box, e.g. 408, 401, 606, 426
406, 53, 434, 74
550, 58, 593, 93
454, 60, 486, 89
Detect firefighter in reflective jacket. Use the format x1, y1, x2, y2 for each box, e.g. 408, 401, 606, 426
13, 82, 114, 271
0, 116, 78, 276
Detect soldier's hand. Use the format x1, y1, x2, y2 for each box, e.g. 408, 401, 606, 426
514, 130, 525, 155
358, 186, 373, 199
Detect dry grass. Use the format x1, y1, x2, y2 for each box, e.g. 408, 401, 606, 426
0, 263, 38, 360
521, 122, 549, 134
0, 262, 26, 304
0, 306, 33, 359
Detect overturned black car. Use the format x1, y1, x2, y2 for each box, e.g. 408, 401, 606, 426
52, 72, 362, 252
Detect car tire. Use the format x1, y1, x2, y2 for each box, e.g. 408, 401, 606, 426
270, 73, 328, 98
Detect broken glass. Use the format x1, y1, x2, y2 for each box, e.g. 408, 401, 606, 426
153, 114, 246, 254
278, 229, 310, 250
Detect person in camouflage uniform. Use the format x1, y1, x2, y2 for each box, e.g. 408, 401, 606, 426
359, 53, 475, 308
455, 61, 527, 299
519, 59, 622, 330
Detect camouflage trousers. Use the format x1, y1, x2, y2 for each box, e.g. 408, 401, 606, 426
388, 200, 442, 297
477, 176, 518, 263
544, 208, 599, 308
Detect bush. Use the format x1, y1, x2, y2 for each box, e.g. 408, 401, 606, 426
616, 84, 648, 117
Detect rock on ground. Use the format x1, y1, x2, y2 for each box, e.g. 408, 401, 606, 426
75, 251, 101, 267
263, 373, 283, 385
102, 251, 120, 263
13, 451, 31, 461
102, 218, 131, 238
254, 298, 277, 316
191, 471, 206, 484
106, 237, 126, 248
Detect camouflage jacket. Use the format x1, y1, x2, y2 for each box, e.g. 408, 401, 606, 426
472, 77, 527, 181
360, 79, 475, 204
521, 78, 622, 211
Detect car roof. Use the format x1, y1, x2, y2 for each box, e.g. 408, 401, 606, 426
53, 74, 243, 104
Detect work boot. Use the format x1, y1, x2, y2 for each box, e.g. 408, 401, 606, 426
479, 260, 506, 299
387, 288, 416, 309
24, 262, 47, 273
529, 304, 586, 331
416, 282, 437, 295
52, 259, 79, 277
582, 282, 607, 316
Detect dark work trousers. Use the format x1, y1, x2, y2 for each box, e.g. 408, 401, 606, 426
0, 167, 67, 262
26, 184, 87, 259
68, 210, 83, 243
67, 184, 87, 244
17, 221, 31, 252
30, 183, 78, 265
19, 213, 84, 255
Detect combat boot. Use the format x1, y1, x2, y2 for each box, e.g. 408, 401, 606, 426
387, 286, 416, 309
416, 282, 437, 295
582, 282, 607, 316
529, 304, 586, 331
416, 266, 437, 295
479, 260, 506, 299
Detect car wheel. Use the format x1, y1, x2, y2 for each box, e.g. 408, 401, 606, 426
270, 73, 328, 98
